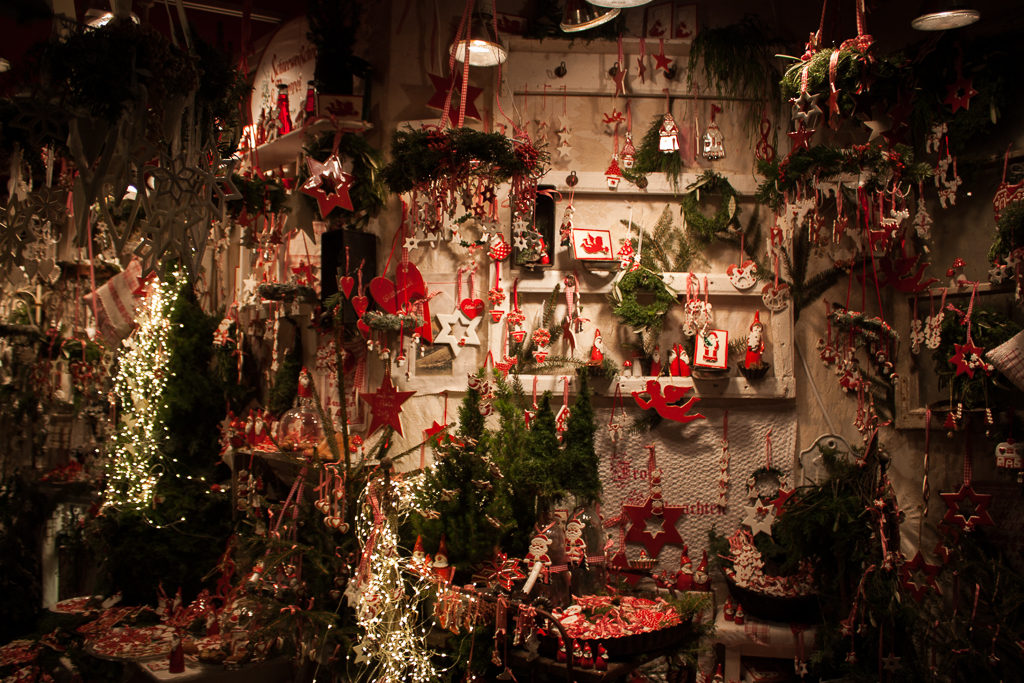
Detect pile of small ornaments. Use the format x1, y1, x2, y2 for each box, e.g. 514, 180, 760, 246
549, 595, 683, 642
723, 529, 815, 598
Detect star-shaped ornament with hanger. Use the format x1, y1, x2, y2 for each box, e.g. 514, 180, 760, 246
360, 373, 416, 437
949, 340, 992, 378
940, 483, 994, 531
741, 497, 777, 538
653, 44, 673, 74
623, 496, 685, 558
426, 72, 482, 121
944, 75, 978, 114
609, 62, 626, 97
434, 311, 481, 357
899, 551, 941, 602
790, 91, 822, 126
300, 154, 354, 218
788, 123, 815, 152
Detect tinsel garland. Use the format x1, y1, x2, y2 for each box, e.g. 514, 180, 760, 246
610, 268, 677, 331
755, 143, 932, 210
680, 171, 740, 243
382, 127, 547, 194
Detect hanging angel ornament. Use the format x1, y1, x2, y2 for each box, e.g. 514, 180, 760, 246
702, 105, 725, 160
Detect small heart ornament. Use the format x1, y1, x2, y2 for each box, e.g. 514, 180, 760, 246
350, 295, 370, 317
340, 275, 355, 298
459, 298, 485, 320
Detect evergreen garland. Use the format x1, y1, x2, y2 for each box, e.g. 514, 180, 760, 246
989, 200, 1024, 261
610, 267, 677, 332
622, 116, 685, 189
932, 308, 1022, 410
687, 16, 781, 104
625, 204, 702, 273
680, 171, 740, 243
382, 127, 547, 195
779, 46, 875, 116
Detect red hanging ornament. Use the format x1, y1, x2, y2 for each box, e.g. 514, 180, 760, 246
300, 154, 354, 217
360, 374, 416, 437
631, 379, 705, 424
623, 447, 686, 557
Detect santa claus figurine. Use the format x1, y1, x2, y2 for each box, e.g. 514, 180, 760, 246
669, 343, 692, 377
650, 345, 662, 376
411, 535, 428, 572
525, 529, 553, 583
595, 643, 609, 671
590, 330, 605, 364
564, 516, 587, 567
745, 311, 766, 369
675, 545, 694, 591
432, 536, 453, 583
693, 550, 710, 591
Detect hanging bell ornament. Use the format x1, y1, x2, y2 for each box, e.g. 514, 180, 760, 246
702, 120, 725, 160
658, 113, 680, 152
621, 132, 637, 168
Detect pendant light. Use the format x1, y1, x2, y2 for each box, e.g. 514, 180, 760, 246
450, 9, 508, 67
911, 0, 980, 30
560, 0, 621, 33
589, 0, 653, 7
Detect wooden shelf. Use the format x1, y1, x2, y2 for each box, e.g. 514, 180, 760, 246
249, 118, 372, 170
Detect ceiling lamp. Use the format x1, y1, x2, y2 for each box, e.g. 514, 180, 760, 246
561, 0, 621, 33
911, 1, 980, 30
588, 0, 653, 7
450, 13, 508, 67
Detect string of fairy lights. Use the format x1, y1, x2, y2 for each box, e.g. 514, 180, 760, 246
351, 474, 446, 682
102, 271, 183, 511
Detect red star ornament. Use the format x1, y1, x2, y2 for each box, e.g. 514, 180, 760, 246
787, 123, 815, 152
653, 46, 673, 74
623, 496, 685, 558
949, 340, 989, 378
899, 551, 941, 602
636, 54, 647, 83
291, 261, 317, 288
944, 75, 978, 114
426, 72, 482, 122
360, 374, 416, 437
939, 482, 994, 532
770, 486, 796, 515
300, 154, 354, 218
610, 64, 627, 97
425, 420, 449, 446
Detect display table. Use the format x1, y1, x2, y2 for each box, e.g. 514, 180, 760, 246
133, 657, 291, 682
712, 609, 816, 682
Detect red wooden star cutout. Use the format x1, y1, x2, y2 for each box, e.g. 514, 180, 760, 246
787, 124, 815, 152
636, 54, 647, 83
899, 551, 941, 602
425, 420, 449, 445
610, 64, 626, 97
300, 154, 354, 217
291, 261, 317, 288
770, 486, 796, 515
360, 374, 416, 437
426, 72, 482, 122
653, 47, 673, 74
949, 340, 988, 378
623, 496, 685, 558
940, 482, 994, 532
944, 76, 978, 114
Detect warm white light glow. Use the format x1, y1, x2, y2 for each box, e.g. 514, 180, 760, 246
911, 8, 980, 30
449, 38, 507, 67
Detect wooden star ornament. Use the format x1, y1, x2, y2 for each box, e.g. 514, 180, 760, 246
300, 154, 354, 218
360, 374, 416, 437
900, 551, 941, 602
944, 75, 978, 114
940, 482, 994, 531
741, 497, 777, 538
623, 496, 685, 558
787, 123, 815, 152
949, 340, 991, 378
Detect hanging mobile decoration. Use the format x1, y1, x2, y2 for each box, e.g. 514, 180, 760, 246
622, 446, 686, 558
507, 278, 527, 344
718, 411, 731, 510
553, 86, 573, 163
621, 102, 637, 169
702, 104, 725, 160
488, 261, 506, 323
948, 283, 995, 379
555, 376, 571, 435
935, 135, 962, 209
787, 66, 817, 152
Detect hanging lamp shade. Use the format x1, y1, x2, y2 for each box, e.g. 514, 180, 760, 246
589, 0, 653, 7
911, 0, 979, 30
560, 0, 621, 33
450, 13, 508, 66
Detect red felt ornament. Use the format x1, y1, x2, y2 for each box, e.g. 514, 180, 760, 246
300, 154, 354, 217
360, 373, 416, 437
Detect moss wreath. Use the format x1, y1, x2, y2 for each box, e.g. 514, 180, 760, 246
611, 268, 677, 330
681, 171, 740, 243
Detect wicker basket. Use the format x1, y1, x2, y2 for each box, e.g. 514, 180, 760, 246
722, 571, 819, 624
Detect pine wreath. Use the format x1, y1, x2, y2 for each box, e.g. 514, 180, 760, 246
681, 171, 739, 243
611, 268, 677, 330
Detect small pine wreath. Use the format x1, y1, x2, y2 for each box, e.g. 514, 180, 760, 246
681, 171, 739, 243
611, 268, 677, 330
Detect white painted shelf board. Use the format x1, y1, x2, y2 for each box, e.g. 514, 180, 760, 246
541, 170, 760, 197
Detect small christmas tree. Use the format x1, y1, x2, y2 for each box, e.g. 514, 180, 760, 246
561, 370, 602, 505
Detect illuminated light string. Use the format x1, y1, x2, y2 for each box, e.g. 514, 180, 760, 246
351, 474, 446, 682
102, 270, 185, 512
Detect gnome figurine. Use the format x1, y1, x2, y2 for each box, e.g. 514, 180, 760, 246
745, 311, 766, 369
675, 545, 694, 591
693, 550, 710, 591
432, 536, 453, 583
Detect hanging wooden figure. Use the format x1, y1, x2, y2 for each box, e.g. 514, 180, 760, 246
659, 113, 680, 152
702, 105, 725, 160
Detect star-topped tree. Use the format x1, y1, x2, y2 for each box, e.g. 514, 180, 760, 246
300, 154, 354, 218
